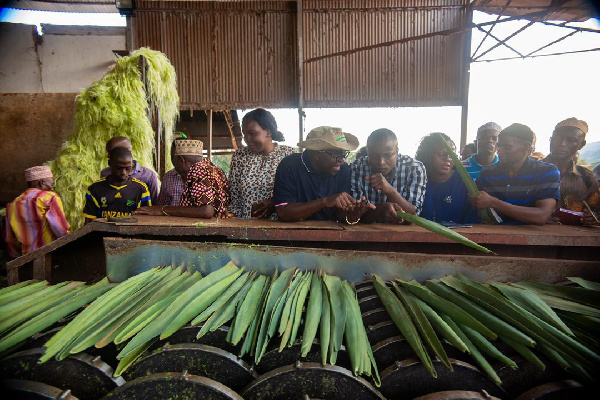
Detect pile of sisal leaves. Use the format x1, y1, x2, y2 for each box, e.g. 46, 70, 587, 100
48, 48, 179, 229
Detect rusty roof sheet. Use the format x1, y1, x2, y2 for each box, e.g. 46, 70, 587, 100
134, 0, 470, 108
6, 0, 597, 22
5, 0, 118, 13
473, 0, 597, 22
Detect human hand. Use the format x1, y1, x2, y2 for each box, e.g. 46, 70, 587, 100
217, 210, 233, 219
469, 191, 496, 209
546, 215, 562, 225
366, 173, 393, 195
345, 197, 376, 224
581, 208, 600, 226
133, 206, 163, 216
377, 202, 405, 223
252, 199, 275, 219
323, 192, 356, 209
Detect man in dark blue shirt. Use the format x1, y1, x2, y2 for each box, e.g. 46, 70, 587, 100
274, 126, 374, 222
471, 123, 560, 225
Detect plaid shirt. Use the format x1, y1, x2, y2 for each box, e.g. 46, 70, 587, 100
157, 169, 184, 206
350, 155, 427, 214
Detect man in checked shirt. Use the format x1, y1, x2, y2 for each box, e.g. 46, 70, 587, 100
350, 129, 427, 223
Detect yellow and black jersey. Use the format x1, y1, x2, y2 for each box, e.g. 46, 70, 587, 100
83, 177, 151, 220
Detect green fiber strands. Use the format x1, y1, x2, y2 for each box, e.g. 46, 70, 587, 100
48, 48, 179, 229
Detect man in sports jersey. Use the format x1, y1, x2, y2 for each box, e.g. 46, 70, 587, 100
100, 136, 159, 204
83, 147, 151, 224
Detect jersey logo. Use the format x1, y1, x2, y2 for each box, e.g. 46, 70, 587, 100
126, 200, 135, 206
101, 197, 107, 207
115, 192, 122, 199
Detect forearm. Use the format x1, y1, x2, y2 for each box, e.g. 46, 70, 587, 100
384, 190, 416, 214
490, 198, 554, 226
162, 205, 215, 219
276, 199, 327, 222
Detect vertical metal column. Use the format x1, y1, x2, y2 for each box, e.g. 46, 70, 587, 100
297, 0, 304, 148
156, 112, 163, 178
207, 109, 213, 160
460, 5, 473, 151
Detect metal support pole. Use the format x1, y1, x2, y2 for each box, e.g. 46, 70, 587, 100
207, 109, 213, 160
125, 15, 132, 51
460, 6, 473, 151
297, 0, 304, 148
156, 112, 163, 178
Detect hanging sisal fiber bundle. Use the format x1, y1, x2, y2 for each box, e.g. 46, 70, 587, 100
47, 48, 179, 229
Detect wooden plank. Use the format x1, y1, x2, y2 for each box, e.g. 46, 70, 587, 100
8, 268, 20, 285
32, 254, 51, 281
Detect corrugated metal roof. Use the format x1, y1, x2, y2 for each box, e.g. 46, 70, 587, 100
5, 0, 118, 13
135, 0, 297, 110
8, 0, 597, 21
302, 0, 467, 107
473, 0, 596, 22
134, 0, 469, 109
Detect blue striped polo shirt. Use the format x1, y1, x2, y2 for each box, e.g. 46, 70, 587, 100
462, 154, 499, 181
476, 157, 560, 224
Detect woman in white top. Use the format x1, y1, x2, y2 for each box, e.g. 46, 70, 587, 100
228, 108, 295, 219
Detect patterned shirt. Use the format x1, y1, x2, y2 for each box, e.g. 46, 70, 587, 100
350, 154, 427, 215
462, 154, 499, 181
476, 157, 561, 224
543, 156, 600, 213
5, 188, 70, 258
229, 144, 295, 218
83, 177, 151, 220
157, 169, 184, 206
180, 159, 230, 215
101, 161, 159, 204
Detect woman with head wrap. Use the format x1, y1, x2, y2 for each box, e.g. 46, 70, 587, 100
416, 133, 479, 224
228, 108, 295, 219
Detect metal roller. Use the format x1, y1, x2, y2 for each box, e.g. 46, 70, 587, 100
495, 355, 568, 398
413, 390, 501, 399
365, 320, 401, 345
124, 343, 257, 391
361, 307, 389, 327
2, 379, 80, 400
102, 371, 243, 399
255, 340, 352, 375
356, 285, 376, 300
358, 294, 384, 313
379, 358, 506, 399
371, 335, 476, 372
514, 380, 590, 400
0, 348, 124, 400
371, 336, 414, 371
241, 361, 386, 400
148, 325, 238, 355
354, 280, 374, 290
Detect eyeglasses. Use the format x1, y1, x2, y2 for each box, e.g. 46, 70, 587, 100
320, 150, 349, 162
433, 151, 452, 160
